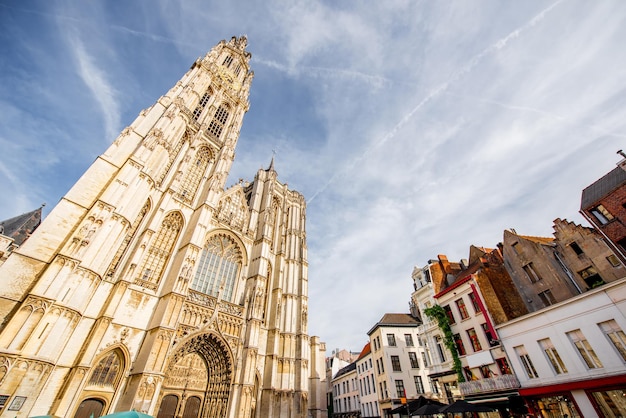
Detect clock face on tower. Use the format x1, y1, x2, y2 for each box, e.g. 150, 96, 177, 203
217, 66, 241, 91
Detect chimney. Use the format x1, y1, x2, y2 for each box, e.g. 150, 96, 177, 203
438, 254, 451, 274
618, 150, 626, 171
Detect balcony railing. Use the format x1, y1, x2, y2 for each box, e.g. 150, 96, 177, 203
417, 319, 438, 334
459, 374, 520, 396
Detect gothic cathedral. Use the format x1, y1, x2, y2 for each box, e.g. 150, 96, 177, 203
0, 37, 325, 418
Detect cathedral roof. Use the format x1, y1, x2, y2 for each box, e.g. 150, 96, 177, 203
0, 206, 43, 246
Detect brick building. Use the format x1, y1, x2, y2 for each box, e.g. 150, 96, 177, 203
581, 153, 626, 263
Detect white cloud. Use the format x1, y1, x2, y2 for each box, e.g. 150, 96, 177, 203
65, 31, 121, 142
2, 0, 626, 354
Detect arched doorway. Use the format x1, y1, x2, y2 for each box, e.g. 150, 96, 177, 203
183, 396, 202, 418
74, 398, 104, 418
159, 333, 232, 418
157, 394, 178, 418
74, 348, 126, 418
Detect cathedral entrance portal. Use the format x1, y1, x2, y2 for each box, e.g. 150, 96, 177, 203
157, 333, 232, 418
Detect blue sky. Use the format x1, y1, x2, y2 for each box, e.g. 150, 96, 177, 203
1, 1, 626, 353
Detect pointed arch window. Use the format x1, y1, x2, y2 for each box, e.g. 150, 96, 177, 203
135, 212, 183, 288
208, 105, 229, 139
88, 350, 123, 388
179, 147, 211, 203
222, 55, 234, 68
192, 90, 212, 120
191, 234, 242, 303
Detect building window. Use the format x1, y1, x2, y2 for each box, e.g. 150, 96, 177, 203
191, 234, 242, 303
414, 376, 425, 394
421, 351, 430, 367
495, 357, 512, 374
443, 305, 456, 324
88, 350, 122, 387
222, 55, 234, 67
387, 334, 397, 347
467, 328, 482, 352
208, 104, 230, 138
192, 91, 212, 120
408, 352, 419, 369
579, 266, 605, 288
538, 289, 557, 306
523, 263, 542, 283
456, 298, 469, 320
468, 291, 481, 313
567, 329, 603, 369
590, 389, 626, 417
479, 365, 493, 378
405, 333, 414, 347
568, 242, 583, 256
590, 204, 614, 225
391, 355, 402, 372
511, 242, 521, 255
515, 346, 539, 379
539, 338, 568, 375
395, 380, 405, 398
607, 254, 622, 267
463, 366, 476, 381
481, 323, 498, 346
179, 146, 211, 202
435, 336, 446, 362
599, 319, 626, 362
454, 333, 466, 356
135, 212, 183, 287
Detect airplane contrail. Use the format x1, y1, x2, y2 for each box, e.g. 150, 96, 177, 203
307, 0, 566, 204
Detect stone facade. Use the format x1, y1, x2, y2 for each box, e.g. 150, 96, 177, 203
0, 37, 321, 418
502, 219, 626, 313
581, 157, 626, 263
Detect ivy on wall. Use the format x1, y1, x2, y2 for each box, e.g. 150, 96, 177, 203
424, 304, 465, 383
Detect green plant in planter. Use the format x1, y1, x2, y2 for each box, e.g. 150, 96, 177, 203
424, 304, 465, 383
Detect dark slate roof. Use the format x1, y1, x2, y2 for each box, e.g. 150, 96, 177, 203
334, 361, 357, 379
0, 206, 43, 246
367, 313, 419, 335
581, 166, 626, 209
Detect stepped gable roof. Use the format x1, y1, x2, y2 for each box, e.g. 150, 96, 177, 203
519, 235, 554, 245
0, 206, 43, 246
581, 166, 626, 209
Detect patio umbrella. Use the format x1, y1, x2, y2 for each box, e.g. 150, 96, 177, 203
438, 400, 494, 414
101, 411, 153, 418
412, 403, 444, 416
390, 396, 446, 415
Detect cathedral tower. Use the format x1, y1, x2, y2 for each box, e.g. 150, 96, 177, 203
0, 37, 319, 418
